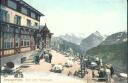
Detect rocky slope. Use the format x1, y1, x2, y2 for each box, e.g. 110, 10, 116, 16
80, 31, 104, 51
101, 31, 127, 45
51, 37, 83, 55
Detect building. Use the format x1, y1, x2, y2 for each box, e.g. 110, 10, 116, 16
0, 0, 46, 68
39, 23, 53, 50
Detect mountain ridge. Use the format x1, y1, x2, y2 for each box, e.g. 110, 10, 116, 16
57, 33, 86, 45
80, 31, 104, 51
86, 31, 127, 72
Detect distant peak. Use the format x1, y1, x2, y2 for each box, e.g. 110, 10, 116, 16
92, 31, 102, 37
94, 31, 100, 34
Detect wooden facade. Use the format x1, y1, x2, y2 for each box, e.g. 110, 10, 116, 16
39, 24, 53, 50
0, 0, 44, 58
0, 22, 38, 58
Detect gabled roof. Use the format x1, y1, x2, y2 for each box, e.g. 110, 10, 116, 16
40, 23, 49, 32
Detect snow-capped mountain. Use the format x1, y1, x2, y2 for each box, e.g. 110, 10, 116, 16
80, 31, 104, 51
58, 33, 86, 45
101, 31, 127, 45
86, 31, 128, 72
51, 37, 82, 54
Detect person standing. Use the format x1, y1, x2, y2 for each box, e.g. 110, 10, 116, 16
105, 65, 111, 83
49, 53, 52, 63
44, 53, 49, 62
33, 56, 37, 64
34, 55, 40, 64
68, 71, 72, 76
37, 55, 40, 64
109, 64, 114, 78
40, 51, 44, 59
73, 71, 77, 76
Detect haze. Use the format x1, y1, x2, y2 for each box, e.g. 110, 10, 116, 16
25, 0, 127, 37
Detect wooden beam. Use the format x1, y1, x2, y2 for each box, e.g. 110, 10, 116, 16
14, 28, 16, 54
2, 32, 4, 57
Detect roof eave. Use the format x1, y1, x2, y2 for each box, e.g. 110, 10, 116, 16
21, 0, 44, 16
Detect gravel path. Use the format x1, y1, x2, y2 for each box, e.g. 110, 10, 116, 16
1, 50, 117, 83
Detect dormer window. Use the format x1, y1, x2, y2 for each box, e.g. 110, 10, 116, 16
21, 7, 28, 15
31, 12, 36, 19
8, 0, 17, 10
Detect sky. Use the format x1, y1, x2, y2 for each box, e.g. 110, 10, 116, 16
25, 0, 127, 37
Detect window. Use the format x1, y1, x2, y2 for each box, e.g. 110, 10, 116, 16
27, 19, 31, 27
3, 25, 14, 33
3, 25, 14, 49
0, 9, 10, 22
4, 33, 14, 49
15, 34, 20, 48
25, 36, 30, 46
1, 0, 7, 5
21, 35, 30, 47
34, 22, 38, 26
37, 16, 40, 20
27, 9, 31, 16
17, 3, 21, 12
21, 29, 29, 34
21, 7, 28, 15
8, 0, 17, 10
31, 12, 36, 19
0, 31, 2, 50
31, 36, 35, 46
15, 28, 20, 33
36, 15, 40, 20
14, 15, 21, 25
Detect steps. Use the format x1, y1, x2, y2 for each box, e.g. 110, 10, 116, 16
22, 50, 44, 65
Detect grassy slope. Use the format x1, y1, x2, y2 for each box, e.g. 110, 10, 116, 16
86, 41, 128, 71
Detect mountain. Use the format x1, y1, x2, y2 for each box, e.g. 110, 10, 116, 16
51, 37, 83, 55
80, 31, 104, 51
101, 31, 127, 45
59, 33, 85, 45
86, 31, 128, 72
